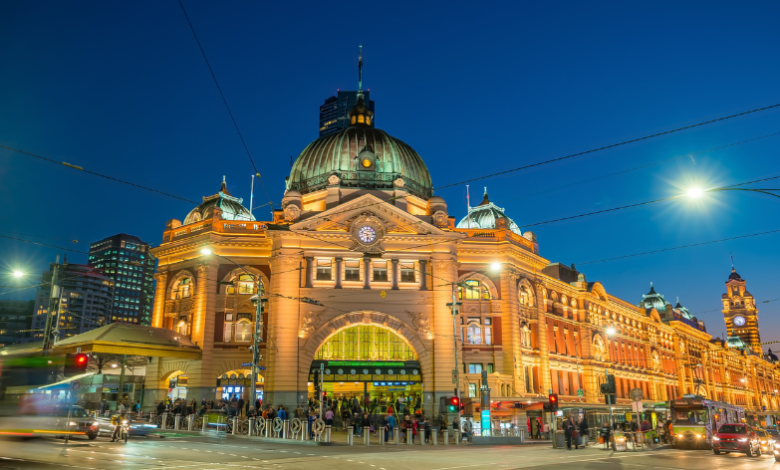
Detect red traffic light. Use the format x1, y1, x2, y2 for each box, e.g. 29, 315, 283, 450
76, 355, 87, 364
450, 397, 460, 406
549, 395, 557, 403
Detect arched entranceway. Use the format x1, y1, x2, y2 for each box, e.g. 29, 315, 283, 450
309, 323, 424, 413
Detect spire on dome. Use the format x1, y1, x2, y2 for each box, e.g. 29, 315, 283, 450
478, 187, 490, 206
348, 45, 374, 128
358, 44, 363, 96
648, 282, 656, 294
220, 176, 231, 196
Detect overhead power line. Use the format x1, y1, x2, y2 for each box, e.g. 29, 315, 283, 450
177, 0, 275, 213
0, 144, 199, 204
0, 234, 89, 255
576, 228, 780, 266
435, 102, 780, 190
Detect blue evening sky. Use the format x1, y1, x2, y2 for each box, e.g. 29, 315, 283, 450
2, 1, 780, 344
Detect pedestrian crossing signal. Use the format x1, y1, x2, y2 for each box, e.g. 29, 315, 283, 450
448, 397, 460, 413
548, 393, 558, 411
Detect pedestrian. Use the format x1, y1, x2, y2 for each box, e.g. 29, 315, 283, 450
278, 405, 288, 421
324, 407, 334, 426
386, 412, 396, 442
563, 416, 575, 450
156, 400, 166, 415
238, 396, 245, 417
579, 416, 589, 447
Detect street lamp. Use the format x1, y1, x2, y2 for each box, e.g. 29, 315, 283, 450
200, 247, 266, 408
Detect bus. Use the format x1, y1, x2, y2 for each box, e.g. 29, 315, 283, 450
670, 395, 745, 449
0, 353, 97, 438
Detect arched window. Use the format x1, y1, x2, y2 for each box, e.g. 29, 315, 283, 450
176, 320, 189, 336
351, 116, 356, 125
171, 277, 192, 300
519, 285, 533, 306
465, 320, 482, 344
358, 115, 365, 124
235, 319, 253, 342
458, 280, 490, 300
366, 116, 371, 125
228, 274, 260, 295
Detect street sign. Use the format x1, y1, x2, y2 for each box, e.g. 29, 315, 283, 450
480, 409, 491, 435
257, 366, 266, 370
452, 369, 458, 384
241, 362, 253, 367
577, 388, 583, 397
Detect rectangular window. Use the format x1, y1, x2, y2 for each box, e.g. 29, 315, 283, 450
373, 261, 388, 282
316, 259, 332, 280
344, 260, 361, 281
468, 363, 483, 374
223, 322, 233, 342
484, 326, 492, 345
468, 383, 477, 398
400, 262, 415, 282
486, 363, 494, 373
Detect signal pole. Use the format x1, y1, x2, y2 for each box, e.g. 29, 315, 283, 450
41, 255, 61, 355
446, 283, 462, 417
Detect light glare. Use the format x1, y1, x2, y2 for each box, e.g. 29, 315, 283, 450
606, 327, 616, 336
490, 263, 501, 271
686, 187, 703, 198
12, 271, 24, 278
200, 248, 212, 255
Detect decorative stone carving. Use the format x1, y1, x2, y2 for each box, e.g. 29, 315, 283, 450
349, 214, 386, 253
393, 177, 405, 188
406, 310, 431, 338
328, 174, 341, 185
651, 350, 661, 371
299, 311, 322, 337
197, 265, 208, 277
432, 210, 448, 228
284, 204, 301, 223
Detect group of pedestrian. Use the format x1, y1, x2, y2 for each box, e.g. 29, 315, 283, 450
562, 415, 589, 450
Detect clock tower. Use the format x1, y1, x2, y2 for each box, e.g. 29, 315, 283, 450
722, 267, 761, 355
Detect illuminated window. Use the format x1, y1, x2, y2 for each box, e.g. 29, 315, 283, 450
468, 383, 477, 397
227, 274, 257, 294
468, 363, 483, 374
361, 158, 372, 168
465, 319, 482, 344
176, 320, 189, 336
235, 320, 252, 342
351, 116, 356, 125
366, 116, 371, 125
172, 277, 191, 300
358, 115, 365, 124
458, 280, 490, 300
316, 259, 332, 281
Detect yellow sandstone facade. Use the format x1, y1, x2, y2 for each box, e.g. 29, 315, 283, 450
147, 94, 780, 419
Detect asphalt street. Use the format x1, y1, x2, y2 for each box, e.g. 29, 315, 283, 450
0, 435, 777, 470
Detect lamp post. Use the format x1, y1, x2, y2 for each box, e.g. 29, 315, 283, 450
201, 248, 267, 407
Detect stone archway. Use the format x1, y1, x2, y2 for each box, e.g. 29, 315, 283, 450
455, 272, 499, 299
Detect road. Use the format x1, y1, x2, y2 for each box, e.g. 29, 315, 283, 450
0, 435, 777, 470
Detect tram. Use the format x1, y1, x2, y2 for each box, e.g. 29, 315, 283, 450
670, 395, 744, 449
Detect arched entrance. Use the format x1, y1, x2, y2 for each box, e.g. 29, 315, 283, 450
309, 323, 424, 413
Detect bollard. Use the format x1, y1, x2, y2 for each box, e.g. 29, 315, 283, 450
433, 429, 438, 446
265, 420, 270, 438
380, 427, 385, 445
188, 415, 194, 431
455, 428, 460, 446
248, 418, 255, 436
161, 412, 168, 430
444, 429, 449, 446
174, 414, 181, 430
326, 425, 331, 443
394, 427, 399, 445
348, 426, 353, 445
202, 415, 208, 433
407, 429, 412, 446
364, 426, 370, 446
283, 420, 289, 439
94, 410, 99, 419
232, 417, 238, 435
420, 428, 425, 446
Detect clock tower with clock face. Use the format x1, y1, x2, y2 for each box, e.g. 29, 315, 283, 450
722, 267, 762, 355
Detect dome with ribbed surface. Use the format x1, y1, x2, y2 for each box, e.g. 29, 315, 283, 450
456, 188, 522, 235
288, 126, 433, 200
184, 177, 255, 225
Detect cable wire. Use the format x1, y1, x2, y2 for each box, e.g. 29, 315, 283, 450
177, 0, 275, 213
434, 102, 780, 190
0, 234, 89, 255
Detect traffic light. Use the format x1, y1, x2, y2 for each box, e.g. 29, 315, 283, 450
64, 353, 88, 377
548, 393, 558, 411
448, 396, 460, 413
606, 374, 616, 393
313, 370, 321, 397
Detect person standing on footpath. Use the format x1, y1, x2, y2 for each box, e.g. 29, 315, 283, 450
563, 416, 575, 450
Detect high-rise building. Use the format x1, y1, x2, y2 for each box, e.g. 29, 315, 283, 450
30, 262, 115, 342
0, 299, 34, 346
88, 234, 155, 326
319, 90, 375, 137
721, 267, 761, 355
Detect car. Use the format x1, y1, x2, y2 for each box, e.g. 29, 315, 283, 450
753, 427, 775, 454
712, 423, 761, 457
48, 405, 99, 440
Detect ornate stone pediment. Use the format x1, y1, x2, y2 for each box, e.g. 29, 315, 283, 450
290, 194, 448, 237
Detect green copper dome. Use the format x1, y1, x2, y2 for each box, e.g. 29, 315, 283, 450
184, 177, 255, 225
288, 125, 433, 200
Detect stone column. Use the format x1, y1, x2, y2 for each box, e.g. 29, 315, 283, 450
499, 271, 521, 393
265, 248, 304, 408
673, 336, 687, 396
363, 258, 371, 289
391, 259, 399, 290
579, 324, 598, 403
334, 258, 343, 289
190, 258, 218, 401
432, 253, 458, 414
535, 284, 552, 395
419, 260, 428, 291
152, 271, 168, 328
304, 257, 313, 288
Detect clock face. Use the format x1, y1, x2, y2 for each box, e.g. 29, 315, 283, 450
733, 315, 746, 327
358, 226, 377, 244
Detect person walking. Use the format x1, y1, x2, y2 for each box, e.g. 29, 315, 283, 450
579, 416, 590, 447
563, 416, 575, 450
238, 396, 245, 417
324, 407, 334, 426
386, 412, 396, 442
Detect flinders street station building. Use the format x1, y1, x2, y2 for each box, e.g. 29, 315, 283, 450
147, 89, 780, 424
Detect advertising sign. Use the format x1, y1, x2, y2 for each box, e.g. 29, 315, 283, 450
480, 409, 491, 435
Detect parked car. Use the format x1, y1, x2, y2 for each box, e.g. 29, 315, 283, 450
712, 423, 761, 457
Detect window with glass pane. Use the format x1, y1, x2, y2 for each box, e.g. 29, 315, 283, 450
344, 260, 361, 281
316, 259, 332, 280
235, 320, 252, 342
469, 383, 477, 397
228, 274, 256, 294
484, 326, 492, 344
223, 322, 233, 342
486, 363, 494, 373
400, 262, 415, 282
468, 363, 483, 374
373, 261, 388, 282
459, 280, 489, 300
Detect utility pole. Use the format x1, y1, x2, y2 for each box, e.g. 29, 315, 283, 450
42, 255, 61, 355
446, 283, 462, 417
250, 294, 267, 410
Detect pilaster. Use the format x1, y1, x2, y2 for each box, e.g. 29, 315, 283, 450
432, 252, 458, 409
152, 270, 168, 328
499, 271, 521, 393
535, 283, 552, 394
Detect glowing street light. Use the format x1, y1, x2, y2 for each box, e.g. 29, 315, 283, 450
12, 271, 24, 278
686, 187, 704, 198
606, 327, 616, 336
200, 248, 212, 256
490, 263, 501, 271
